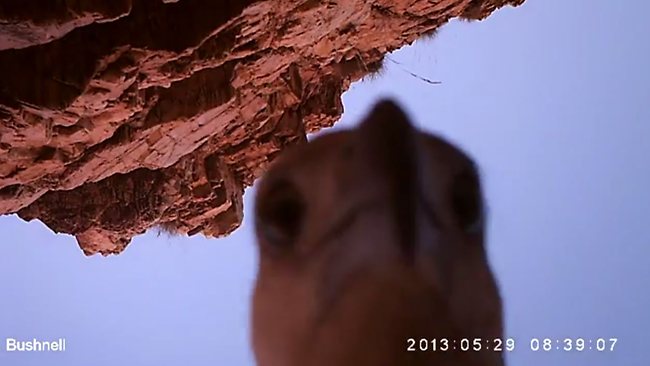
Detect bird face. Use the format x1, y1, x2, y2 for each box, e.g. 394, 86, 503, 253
252, 100, 503, 366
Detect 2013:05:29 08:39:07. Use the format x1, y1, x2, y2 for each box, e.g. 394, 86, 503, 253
406, 337, 618, 352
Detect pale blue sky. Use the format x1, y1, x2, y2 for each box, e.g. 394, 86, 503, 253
1, 1, 649, 365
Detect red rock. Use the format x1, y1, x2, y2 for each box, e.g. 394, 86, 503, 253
0, 0, 526, 255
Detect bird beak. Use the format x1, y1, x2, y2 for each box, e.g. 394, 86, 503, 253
354, 99, 426, 262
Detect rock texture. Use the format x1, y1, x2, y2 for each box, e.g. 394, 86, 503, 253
0, 0, 525, 255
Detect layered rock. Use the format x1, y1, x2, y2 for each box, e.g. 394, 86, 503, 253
0, 0, 525, 255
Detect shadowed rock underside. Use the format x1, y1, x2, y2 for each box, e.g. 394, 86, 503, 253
0, 0, 525, 255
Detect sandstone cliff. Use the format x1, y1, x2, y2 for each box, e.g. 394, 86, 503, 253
0, 0, 525, 255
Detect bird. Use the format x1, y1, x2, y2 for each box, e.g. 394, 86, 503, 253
251, 99, 504, 366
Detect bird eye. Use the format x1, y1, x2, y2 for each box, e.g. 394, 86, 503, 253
255, 178, 305, 251
451, 169, 484, 234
